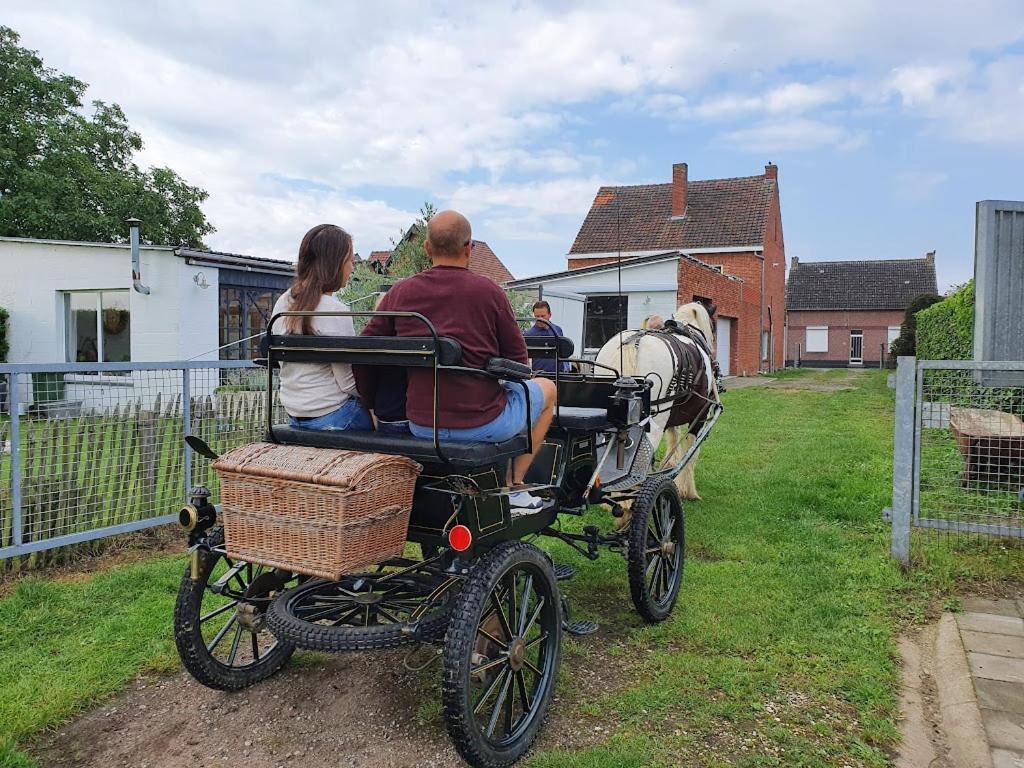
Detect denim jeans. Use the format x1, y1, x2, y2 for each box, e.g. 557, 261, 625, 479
376, 419, 411, 435
409, 380, 543, 443
288, 397, 373, 432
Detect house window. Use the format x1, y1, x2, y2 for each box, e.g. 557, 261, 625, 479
584, 295, 628, 351
887, 325, 901, 345
219, 286, 284, 359
805, 326, 828, 353
761, 331, 770, 360
65, 290, 131, 363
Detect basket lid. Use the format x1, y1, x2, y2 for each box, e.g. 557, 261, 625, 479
212, 442, 421, 488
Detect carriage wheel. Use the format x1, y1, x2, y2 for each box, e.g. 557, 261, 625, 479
627, 476, 685, 623
442, 541, 562, 768
266, 570, 456, 652
174, 527, 297, 690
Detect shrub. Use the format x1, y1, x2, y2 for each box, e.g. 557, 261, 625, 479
0, 306, 9, 363
916, 281, 974, 360
889, 293, 942, 357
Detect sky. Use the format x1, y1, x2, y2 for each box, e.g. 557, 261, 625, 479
7, 1, 1024, 291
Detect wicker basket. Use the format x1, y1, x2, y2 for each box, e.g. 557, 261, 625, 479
213, 442, 422, 579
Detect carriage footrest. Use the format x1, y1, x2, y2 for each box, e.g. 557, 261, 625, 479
553, 564, 577, 581
564, 619, 599, 637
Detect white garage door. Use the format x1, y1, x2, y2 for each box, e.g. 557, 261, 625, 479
716, 317, 732, 377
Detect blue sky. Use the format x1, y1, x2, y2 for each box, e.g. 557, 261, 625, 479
8, 1, 1024, 291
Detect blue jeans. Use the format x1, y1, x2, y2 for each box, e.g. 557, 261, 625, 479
409, 381, 543, 443
288, 397, 373, 432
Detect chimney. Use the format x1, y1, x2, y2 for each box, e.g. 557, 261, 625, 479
765, 162, 778, 179
925, 250, 936, 263
671, 162, 688, 218
791, 256, 799, 269
126, 217, 150, 295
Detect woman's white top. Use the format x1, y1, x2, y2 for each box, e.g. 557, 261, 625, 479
270, 291, 358, 418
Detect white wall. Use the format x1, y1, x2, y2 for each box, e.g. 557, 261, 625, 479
0, 239, 220, 364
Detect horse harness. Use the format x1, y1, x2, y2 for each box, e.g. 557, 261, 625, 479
623, 321, 721, 432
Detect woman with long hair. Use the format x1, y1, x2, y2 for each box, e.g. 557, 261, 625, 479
270, 224, 372, 431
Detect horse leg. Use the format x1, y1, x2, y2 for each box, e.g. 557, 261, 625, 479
675, 432, 700, 500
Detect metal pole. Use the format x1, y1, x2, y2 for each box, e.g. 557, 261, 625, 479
879, 343, 884, 369
8, 373, 22, 547
182, 368, 192, 496
796, 342, 801, 368
890, 356, 916, 568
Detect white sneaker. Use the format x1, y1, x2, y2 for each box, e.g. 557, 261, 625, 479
509, 490, 545, 512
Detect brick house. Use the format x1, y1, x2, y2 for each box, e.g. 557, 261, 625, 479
508, 162, 786, 375
785, 254, 938, 367
366, 240, 514, 284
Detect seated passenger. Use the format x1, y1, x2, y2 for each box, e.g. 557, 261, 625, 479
270, 224, 372, 432
355, 210, 556, 510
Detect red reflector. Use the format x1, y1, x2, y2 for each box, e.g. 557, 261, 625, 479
449, 524, 472, 552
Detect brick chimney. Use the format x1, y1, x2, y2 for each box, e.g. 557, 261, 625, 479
765, 162, 778, 179
671, 162, 688, 218
925, 250, 936, 263
791, 256, 799, 269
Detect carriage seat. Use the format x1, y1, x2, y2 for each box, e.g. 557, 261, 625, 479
555, 406, 609, 430
270, 425, 528, 468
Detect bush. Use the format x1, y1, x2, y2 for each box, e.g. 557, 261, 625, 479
0, 306, 8, 363
915, 281, 974, 360
889, 293, 942, 358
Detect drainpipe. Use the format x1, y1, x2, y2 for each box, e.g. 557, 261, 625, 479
127, 217, 151, 295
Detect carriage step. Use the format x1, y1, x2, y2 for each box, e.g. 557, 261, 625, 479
553, 564, 577, 581
564, 619, 599, 637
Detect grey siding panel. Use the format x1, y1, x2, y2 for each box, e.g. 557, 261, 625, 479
974, 201, 1024, 386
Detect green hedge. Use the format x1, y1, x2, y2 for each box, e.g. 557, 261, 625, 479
915, 281, 974, 360
0, 306, 8, 363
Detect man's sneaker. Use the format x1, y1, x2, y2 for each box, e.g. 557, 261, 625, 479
509, 490, 545, 511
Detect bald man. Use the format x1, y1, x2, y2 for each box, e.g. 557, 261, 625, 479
355, 210, 556, 511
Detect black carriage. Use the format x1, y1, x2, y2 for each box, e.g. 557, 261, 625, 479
173, 311, 721, 768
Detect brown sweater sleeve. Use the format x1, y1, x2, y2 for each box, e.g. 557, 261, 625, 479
493, 287, 529, 365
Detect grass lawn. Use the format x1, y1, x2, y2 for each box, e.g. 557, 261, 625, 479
2, 369, 1023, 767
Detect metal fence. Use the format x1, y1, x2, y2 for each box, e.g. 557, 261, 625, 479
0, 360, 277, 560
890, 356, 1024, 566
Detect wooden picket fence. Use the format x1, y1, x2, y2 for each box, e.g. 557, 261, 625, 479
0, 390, 279, 557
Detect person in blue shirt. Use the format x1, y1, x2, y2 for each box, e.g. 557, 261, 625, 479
523, 300, 571, 373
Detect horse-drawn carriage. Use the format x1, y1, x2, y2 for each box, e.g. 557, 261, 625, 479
173, 307, 721, 768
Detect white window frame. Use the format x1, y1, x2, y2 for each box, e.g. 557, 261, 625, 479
64, 289, 131, 364
887, 325, 901, 345
805, 326, 828, 353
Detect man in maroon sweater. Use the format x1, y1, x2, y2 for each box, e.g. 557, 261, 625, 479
356, 210, 555, 510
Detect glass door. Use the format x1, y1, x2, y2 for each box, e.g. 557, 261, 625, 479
849, 330, 863, 365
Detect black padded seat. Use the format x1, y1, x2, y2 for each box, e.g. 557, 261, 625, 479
556, 406, 609, 430
270, 425, 528, 468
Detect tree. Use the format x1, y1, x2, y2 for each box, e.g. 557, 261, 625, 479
0, 26, 214, 247
387, 202, 435, 276
890, 292, 942, 357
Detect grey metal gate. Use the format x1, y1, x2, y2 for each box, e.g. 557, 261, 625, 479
890, 356, 1024, 566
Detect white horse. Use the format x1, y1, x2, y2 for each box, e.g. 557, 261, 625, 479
594, 302, 720, 505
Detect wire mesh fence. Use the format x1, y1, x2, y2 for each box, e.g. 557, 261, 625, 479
0, 361, 279, 560
891, 358, 1024, 566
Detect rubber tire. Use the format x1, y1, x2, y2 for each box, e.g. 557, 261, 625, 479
174, 528, 295, 691
627, 476, 685, 623
442, 541, 562, 768
266, 575, 455, 652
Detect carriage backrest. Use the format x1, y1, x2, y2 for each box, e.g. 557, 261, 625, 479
267, 334, 464, 368
523, 335, 575, 360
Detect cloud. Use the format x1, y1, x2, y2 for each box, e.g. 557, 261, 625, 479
720, 118, 868, 153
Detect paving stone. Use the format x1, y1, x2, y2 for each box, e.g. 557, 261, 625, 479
962, 598, 1023, 617
993, 748, 1024, 768
963, 630, 1024, 658
971, 653, 1024, 685
977, 679, 1024, 715
959, 613, 1024, 637
983, 709, 1024, 752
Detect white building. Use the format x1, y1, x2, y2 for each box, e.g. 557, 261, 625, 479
0, 236, 293, 411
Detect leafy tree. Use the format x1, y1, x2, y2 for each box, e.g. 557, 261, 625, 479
387, 202, 435, 276
0, 306, 9, 362
889, 292, 942, 357
0, 26, 214, 247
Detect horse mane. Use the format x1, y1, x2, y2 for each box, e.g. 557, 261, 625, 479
673, 302, 715, 349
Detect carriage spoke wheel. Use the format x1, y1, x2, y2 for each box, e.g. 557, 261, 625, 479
266, 570, 456, 652
443, 542, 561, 768
174, 527, 297, 690
627, 476, 685, 623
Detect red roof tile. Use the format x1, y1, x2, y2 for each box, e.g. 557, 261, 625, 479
469, 240, 514, 284
569, 174, 775, 254
367, 250, 392, 266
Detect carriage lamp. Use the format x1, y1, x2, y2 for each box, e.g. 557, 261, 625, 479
608, 376, 646, 427
448, 524, 472, 552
